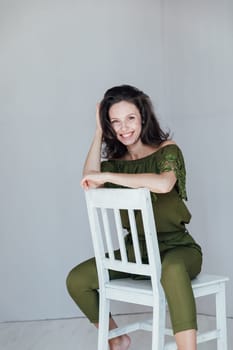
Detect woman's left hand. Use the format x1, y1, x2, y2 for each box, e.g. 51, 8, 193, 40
80, 172, 109, 190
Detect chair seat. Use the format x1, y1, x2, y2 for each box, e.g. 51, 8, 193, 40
106, 278, 152, 293
105, 278, 154, 306
191, 273, 229, 298
106, 272, 229, 294
104, 272, 229, 306
191, 273, 229, 288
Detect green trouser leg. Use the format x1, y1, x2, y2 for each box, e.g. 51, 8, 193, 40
66, 250, 130, 323
66, 246, 202, 332
160, 246, 202, 334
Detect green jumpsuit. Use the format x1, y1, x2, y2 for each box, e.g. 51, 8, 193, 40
66, 144, 202, 334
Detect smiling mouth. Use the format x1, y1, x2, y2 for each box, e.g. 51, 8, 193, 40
120, 132, 134, 138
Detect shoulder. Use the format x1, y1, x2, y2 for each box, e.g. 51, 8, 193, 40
157, 141, 184, 161
159, 140, 177, 150
157, 140, 181, 156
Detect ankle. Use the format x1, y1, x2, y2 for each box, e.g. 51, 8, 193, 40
109, 334, 131, 350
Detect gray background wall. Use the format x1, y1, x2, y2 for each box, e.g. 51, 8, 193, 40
0, 0, 232, 322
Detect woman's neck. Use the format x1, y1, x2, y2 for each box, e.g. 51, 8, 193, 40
124, 143, 158, 160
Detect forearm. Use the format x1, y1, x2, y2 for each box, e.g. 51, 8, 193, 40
82, 129, 102, 176
105, 172, 176, 194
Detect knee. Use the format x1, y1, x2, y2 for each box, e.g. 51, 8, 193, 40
66, 266, 82, 298
66, 258, 97, 298
66, 268, 75, 296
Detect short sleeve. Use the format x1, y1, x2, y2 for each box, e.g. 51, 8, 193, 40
157, 145, 187, 200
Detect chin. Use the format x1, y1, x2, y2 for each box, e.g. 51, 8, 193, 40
119, 138, 134, 146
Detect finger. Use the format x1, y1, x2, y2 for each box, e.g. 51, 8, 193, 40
80, 179, 88, 189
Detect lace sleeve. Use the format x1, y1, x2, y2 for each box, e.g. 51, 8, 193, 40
158, 147, 187, 200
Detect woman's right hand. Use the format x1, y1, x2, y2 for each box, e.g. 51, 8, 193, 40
80, 171, 108, 190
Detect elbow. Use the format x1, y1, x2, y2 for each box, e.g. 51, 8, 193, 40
150, 184, 173, 194
149, 173, 177, 194
155, 180, 175, 194
159, 184, 173, 194
158, 173, 177, 193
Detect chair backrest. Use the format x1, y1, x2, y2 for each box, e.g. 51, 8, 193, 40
85, 188, 162, 291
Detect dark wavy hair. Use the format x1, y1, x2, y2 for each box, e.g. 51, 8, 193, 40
99, 85, 170, 159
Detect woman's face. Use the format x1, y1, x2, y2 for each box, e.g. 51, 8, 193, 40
108, 101, 142, 147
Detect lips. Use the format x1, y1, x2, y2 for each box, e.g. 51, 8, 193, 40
120, 132, 134, 138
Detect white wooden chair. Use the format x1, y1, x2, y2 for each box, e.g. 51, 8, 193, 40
85, 188, 229, 350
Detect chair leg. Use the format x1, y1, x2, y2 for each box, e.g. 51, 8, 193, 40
98, 293, 110, 350
152, 297, 166, 350
216, 283, 228, 350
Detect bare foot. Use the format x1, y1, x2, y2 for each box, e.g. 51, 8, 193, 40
109, 334, 131, 350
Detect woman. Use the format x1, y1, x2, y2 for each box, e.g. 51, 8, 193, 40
66, 85, 202, 350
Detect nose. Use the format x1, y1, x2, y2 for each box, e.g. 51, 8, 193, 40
120, 121, 129, 131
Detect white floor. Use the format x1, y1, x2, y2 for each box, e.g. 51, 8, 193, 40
0, 313, 232, 350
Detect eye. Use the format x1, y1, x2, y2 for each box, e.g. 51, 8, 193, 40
128, 115, 136, 120
110, 119, 119, 124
